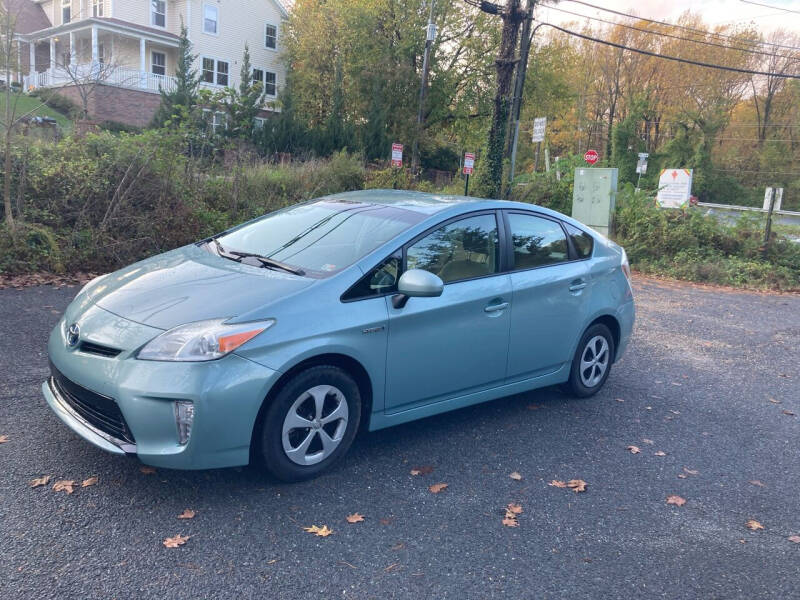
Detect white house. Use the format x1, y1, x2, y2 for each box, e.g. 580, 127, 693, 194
13, 0, 288, 126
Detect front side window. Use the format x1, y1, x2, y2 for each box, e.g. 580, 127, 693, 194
508, 213, 569, 270
265, 23, 277, 49
565, 223, 594, 258
218, 201, 423, 278
151, 51, 166, 76
407, 214, 498, 283
151, 0, 166, 27
92, 0, 103, 17
62, 0, 71, 24
264, 71, 276, 96
204, 4, 218, 34
343, 254, 402, 300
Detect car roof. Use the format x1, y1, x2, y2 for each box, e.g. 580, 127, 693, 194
323, 189, 485, 215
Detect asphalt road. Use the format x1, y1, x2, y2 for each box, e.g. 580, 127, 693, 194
1, 277, 799, 599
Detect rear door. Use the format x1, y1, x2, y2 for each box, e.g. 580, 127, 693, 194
504, 211, 592, 381
384, 212, 512, 413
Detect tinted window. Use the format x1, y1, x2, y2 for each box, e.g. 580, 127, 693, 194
508, 213, 568, 270
342, 255, 401, 300
218, 201, 422, 277
407, 214, 498, 283
565, 223, 594, 258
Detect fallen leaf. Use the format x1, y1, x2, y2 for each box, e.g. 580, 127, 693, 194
502, 517, 520, 528
666, 495, 686, 507
178, 509, 196, 520
304, 525, 334, 537
642, 438, 654, 445
677, 474, 687, 479
769, 398, 781, 404
0, 435, 8, 443
506, 503, 523, 515
788, 535, 800, 544
749, 480, 766, 487
615, 398, 624, 402
29, 475, 51, 488
548, 480, 567, 488
746, 520, 764, 531
428, 483, 448, 494
346, 513, 365, 523
163, 534, 190, 548
509, 471, 523, 481
52, 480, 75, 494
139, 466, 157, 475
410, 466, 434, 476
683, 468, 699, 475
266, 559, 278, 564
669, 410, 680, 415
567, 479, 587, 493
81, 476, 98, 488
391, 542, 405, 550
626, 445, 641, 454
782, 410, 795, 416
384, 563, 400, 572
654, 451, 667, 456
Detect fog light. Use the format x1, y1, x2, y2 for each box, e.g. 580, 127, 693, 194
174, 401, 194, 445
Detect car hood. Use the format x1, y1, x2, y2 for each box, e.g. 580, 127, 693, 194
85, 245, 315, 330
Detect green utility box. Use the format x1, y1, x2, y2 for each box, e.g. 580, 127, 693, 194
572, 168, 618, 237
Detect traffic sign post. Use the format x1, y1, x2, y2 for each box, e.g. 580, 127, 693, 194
463, 152, 475, 196
391, 143, 403, 168
584, 149, 599, 166
532, 117, 547, 172
635, 152, 649, 191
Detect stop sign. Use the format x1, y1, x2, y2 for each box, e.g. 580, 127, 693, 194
584, 149, 599, 165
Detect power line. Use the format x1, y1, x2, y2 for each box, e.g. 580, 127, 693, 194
539, 21, 800, 79
554, 0, 800, 51
544, 4, 799, 60
740, 0, 800, 15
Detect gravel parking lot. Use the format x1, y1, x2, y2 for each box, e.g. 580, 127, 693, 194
1, 276, 798, 599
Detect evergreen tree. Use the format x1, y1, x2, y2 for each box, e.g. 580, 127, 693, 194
151, 25, 199, 128
362, 79, 387, 161
225, 44, 263, 139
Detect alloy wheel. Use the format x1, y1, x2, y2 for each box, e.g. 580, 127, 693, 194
579, 335, 610, 388
281, 385, 349, 466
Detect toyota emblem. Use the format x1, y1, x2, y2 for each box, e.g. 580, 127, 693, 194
67, 323, 80, 347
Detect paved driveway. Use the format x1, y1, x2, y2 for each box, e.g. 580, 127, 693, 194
1, 277, 798, 599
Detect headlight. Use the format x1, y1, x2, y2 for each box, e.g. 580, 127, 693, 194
137, 318, 275, 362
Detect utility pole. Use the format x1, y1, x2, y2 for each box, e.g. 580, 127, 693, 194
480, 0, 527, 199
411, 0, 436, 175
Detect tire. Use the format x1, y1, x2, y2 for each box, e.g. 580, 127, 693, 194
258, 365, 361, 482
562, 323, 615, 398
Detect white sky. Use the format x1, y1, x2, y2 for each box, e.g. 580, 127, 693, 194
540, 0, 800, 33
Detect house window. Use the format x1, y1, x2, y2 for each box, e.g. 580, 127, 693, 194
152, 51, 166, 76
204, 109, 227, 134
62, 0, 71, 24
264, 71, 276, 96
265, 23, 277, 49
203, 4, 218, 34
252, 68, 263, 85
92, 0, 103, 17
202, 57, 228, 86
254, 117, 266, 129
151, 0, 166, 28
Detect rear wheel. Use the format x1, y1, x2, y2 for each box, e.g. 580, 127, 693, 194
562, 324, 615, 398
258, 365, 361, 482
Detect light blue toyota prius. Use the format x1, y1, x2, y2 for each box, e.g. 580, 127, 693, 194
44, 190, 634, 481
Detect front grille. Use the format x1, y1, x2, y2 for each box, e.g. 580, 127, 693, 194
50, 362, 135, 445
78, 341, 121, 358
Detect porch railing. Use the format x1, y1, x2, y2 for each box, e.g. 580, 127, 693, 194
23, 63, 179, 95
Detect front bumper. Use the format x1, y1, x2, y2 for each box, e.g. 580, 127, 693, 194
44, 304, 280, 470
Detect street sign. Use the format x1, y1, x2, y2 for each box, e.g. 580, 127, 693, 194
656, 169, 693, 208
635, 152, 649, 175
584, 149, 599, 165
463, 152, 475, 175
391, 143, 403, 168
532, 117, 547, 143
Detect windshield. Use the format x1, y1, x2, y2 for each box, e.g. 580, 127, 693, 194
217, 200, 424, 277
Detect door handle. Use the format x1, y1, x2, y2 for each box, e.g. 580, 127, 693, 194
484, 302, 509, 313
569, 280, 587, 292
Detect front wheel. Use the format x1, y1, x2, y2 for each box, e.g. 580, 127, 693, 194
258, 365, 361, 482
562, 324, 615, 398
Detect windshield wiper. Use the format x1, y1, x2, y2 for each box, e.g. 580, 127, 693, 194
229, 250, 306, 276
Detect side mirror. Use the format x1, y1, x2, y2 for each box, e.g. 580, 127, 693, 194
392, 269, 444, 308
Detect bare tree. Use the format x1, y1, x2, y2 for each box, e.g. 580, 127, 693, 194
55, 56, 130, 120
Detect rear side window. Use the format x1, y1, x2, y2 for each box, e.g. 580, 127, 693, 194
507, 213, 568, 270
565, 223, 594, 259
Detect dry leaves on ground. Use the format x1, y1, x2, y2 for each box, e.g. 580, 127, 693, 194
0, 435, 9, 443
642, 439, 654, 445
30, 475, 51, 488
429, 483, 448, 494
654, 451, 667, 457
788, 535, 800, 544
502, 503, 523, 527
53, 480, 75, 494
769, 398, 781, 404
567, 479, 587, 493
304, 525, 334, 537
746, 520, 764, 531
346, 513, 365, 523
163, 534, 190, 548
139, 466, 157, 475
502, 517, 520, 527
749, 480, 766, 487
178, 509, 196, 520
548, 480, 567, 488
683, 468, 699, 475
509, 472, 523, 481
666, 495, 686, 507
410, 466, 434, 476
81, 476, 98, 488
782, 410, 795, 417
626, 445, 641, 454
